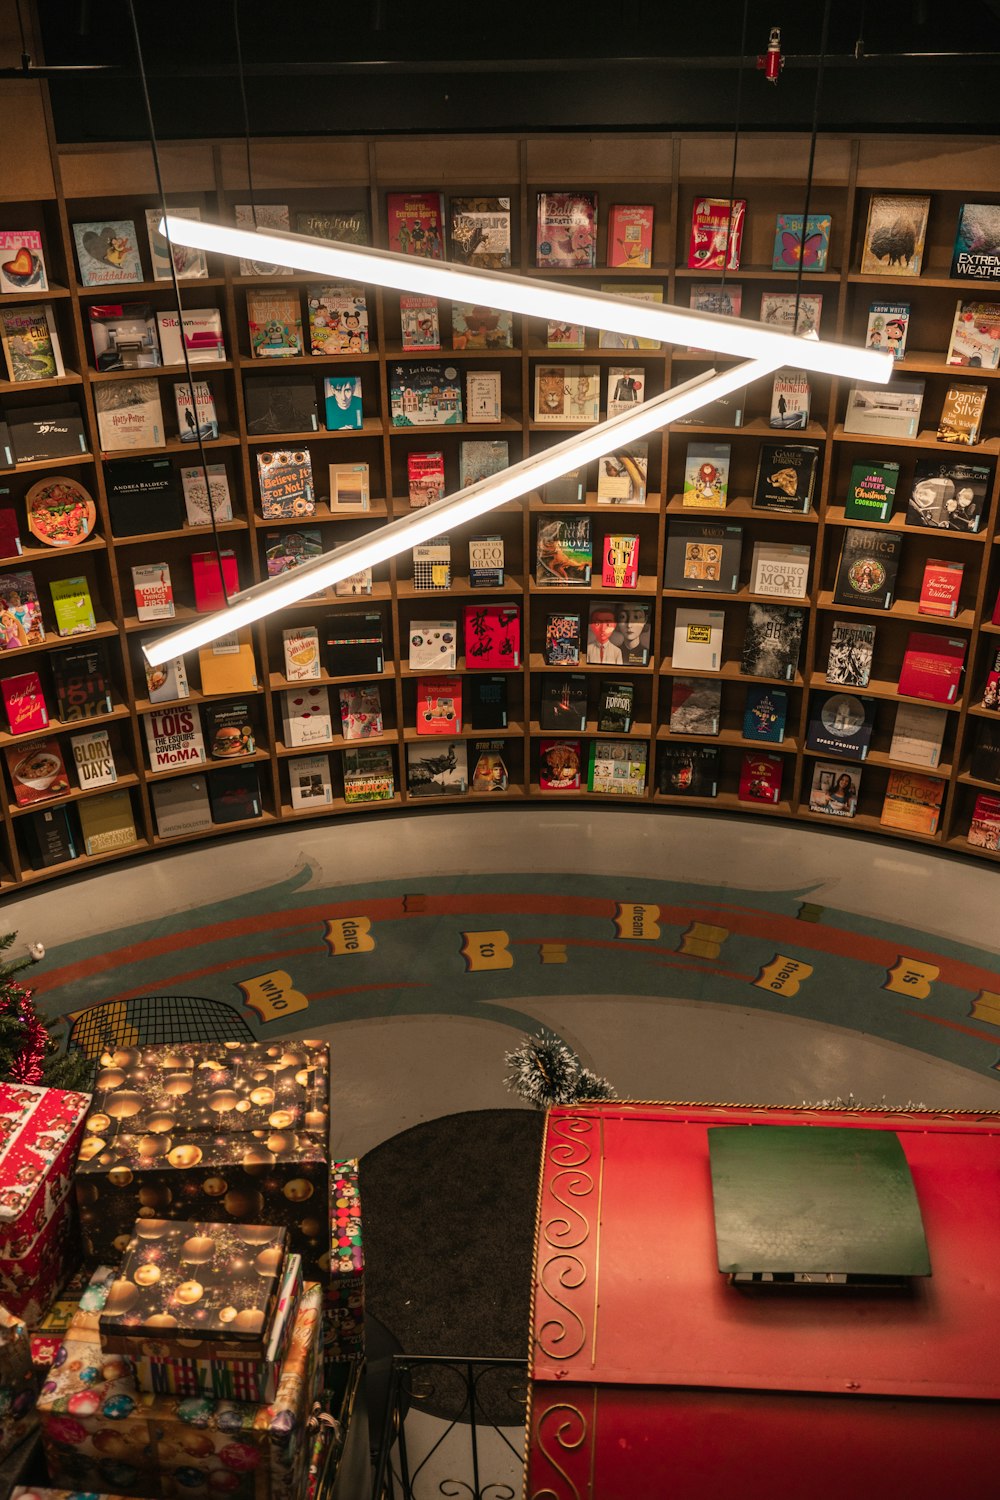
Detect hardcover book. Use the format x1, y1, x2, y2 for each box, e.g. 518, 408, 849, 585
339, 682, 384, 740
145, 206, 208, 281
596, 444, 648, 506
257, 449, 315, 518
547, 319, 586, 350
70, 726, 117, 788
144, 705, 206, 773
743, 685, 788, 744
386, 192, 446, 259
861, 194, 930, 276
749, 540, 811, 600
51, 644, 112, 720
596, 678, 634, 733
132, 562, 174, 621
833, 527, 902, 609
208, 764, 262, 822
587, 739, 647, 796
601, 533, 639, 589
25, 476, 94, 548
968, 792, 1000, 849
282, 684, 333, 747
463, 603, 520, 669
688, 281, 742, 329
151, 774, 214, 836
845, 460, 899, 523
233, 203, 294, 276
105, 457, 183, 535
771, 212, 831, 272
843, 379, 925, 439
468, 534, 504, 588
72, 219, 142, 286
467, 674, 508, 729
740, 603, 804, 682
668, 677, 720, 735
94, 380, 164, 451
324, 374, 364, 430
471, 740, 509, 792
203, 701, 256, 760
400, 295, 440, 351
452, 304, 513, 350
608, 600, 651, 666
450, 197, 512, 268
326, 611, 385, 676
936, 382, 987, 446
329, 461, 370, 511
664, 519, 741, 593
866, 302, 910, 362
688, 197, 745, 271
826, 620, 876, 688
174, 380, 217, 442
951, 203, 1000, 280
461, 440, 508, 489
658, 744, 719, 797
49, 575, 95, 636
608, 204, 654, 268
889, 701, 946, 769
0, 568, 44, 648
809, 762, 861, 818
770, 370, 811, 430
970, 718, 1000, 785
906, 459, 988, 532
539, 674, 588, 733
1, 670, 48, 735
282, 625, 321, 681
946, 300, 1000, 369
672, 606, 724, 672
919, 559, 964, 618
408, 620, 457, 671
898, 631, 966, 703
181, 462, 233, 526
806, 691, 875, 761
465, 370, 502, 427
880, 769, 945, 835
390, 363, 462, 425
7, 402, 87, 464
738, 751, 784, 805
76, 786, 137, 852
544, 611, 582, 666
752, 443, 819, 514
0, 304, 64, 383
682, 442, 730, 509
343, 743, 395, 803
534, 365, 601, 423
536, 192, 598, 269
588, 603, 624, 666
87, 301, 159, 371
415, 675, 460, 736
156, 308, 226, 365
673, 387, 745, 428
408, 450, 446, 507
246, 288, 304, 359
607, 367, 645, 419
24, 804, 77, 867
536, 517, 592, 586
412, 534, 451, 590
295, 208, 370, 245
306, 285, 369, 356
191, 550, 238, 611
142, 647, 189, 704
759, 292, 822, 336
538, 738, 582, 791
407, 738, 468, 796
198, 630, 259, 695
288, 752, 333, 810
244, 374, 319, 435
4, 737, 69, 806
0, 230, 47, 294
541, 468, 585, 506
0, 508, 19, 557
598, 286, 663, 350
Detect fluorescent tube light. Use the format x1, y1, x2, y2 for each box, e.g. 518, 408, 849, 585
160, 215, 893, 386
143, 357, 776, 666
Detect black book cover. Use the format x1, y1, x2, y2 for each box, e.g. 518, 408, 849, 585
539, 674, 588, 732
8, 402, 88, 464
325, 610, 385, 676
25, 805, 77, 868
806, 691, 877, 761
208, 764, 262, 823
105, 457, 185, 536
906, 459, 990, 534
673, 388, 746, 428
203, 701, 256, 760
51, 644, 113, 721
0, 419, 13, 470
467, 674, 508, 730
244, 376, 320, 435
740, 602, 804, 681
664, 519, 742, 593
541, 468, 585, 505
657, 744, 720, 797
596, 679, 635, 733
832, 526, 902, 610
971, 718, 1000, 785
752, 443, 820, 514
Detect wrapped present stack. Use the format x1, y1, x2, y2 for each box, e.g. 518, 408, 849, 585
323, 1160, 365, 1364
0, 1304, 39, 1465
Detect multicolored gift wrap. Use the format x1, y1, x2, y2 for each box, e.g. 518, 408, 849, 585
37, 1277, 324, 1500
0, 1306, 39, 1463
29, 1265, 101, 1378
74, 1041, 330, 1279
128, 1255, 302, 1403
322, 1162, 364, 1362
0, 1084, 91, 1323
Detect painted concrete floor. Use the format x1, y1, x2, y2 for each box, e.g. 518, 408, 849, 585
8, 806, 1000, 1155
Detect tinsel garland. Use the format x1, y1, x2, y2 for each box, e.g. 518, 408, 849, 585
504, 1030, 618, 1110
0, 984, 49, 1084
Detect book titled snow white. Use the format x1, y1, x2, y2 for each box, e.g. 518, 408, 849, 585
72, 219, 143, 287
866, 303, 909, 362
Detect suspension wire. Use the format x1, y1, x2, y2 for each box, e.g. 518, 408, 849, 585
793, 0, 833, 340
719, 0, 749, 295
233, 0, 257, 217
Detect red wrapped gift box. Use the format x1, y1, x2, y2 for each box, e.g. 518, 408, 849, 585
0, 1084, 90, 1323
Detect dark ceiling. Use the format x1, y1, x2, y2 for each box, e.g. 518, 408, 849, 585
31, 0, 1000, 139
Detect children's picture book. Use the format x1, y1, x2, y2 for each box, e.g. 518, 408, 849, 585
306, 285, 369, 355
843, 379, 925, 440
534, 365, 600, 423
324, 375, 364, 430
386, 192, 446, 259
145, 206, 208, 281
771, 213, 832, 272
536, 193, 598, 269
174, 380, 218, 442
390, 363, 463, 426
668, 677, 721, 736
461, 440, 508, 489
596, 444, 647, 506
743, 685, 788, 744
946, 300, 1000, 370
738, 751, 784, 805
682, 442, 731, 509
0, 305, 64, 383
451, 304, 513, 350
94, 380, 164, 450
408, 451, 446, 507
234, 204, 294, 277
180, 463, 233, 526
466, 370, 502, 423
809, 762, 861, 819
951, 203, 1000, 281
587, 739, 647, 797
770, 370, 811, 430
607, 205, 654, 268
72, 219, 143, 286
246, 288, 304, 358
257, 449, 315, 518
539, 738, 582, 791
826, 619, 876, 687
598, 286, 663, 350
865, 302, 910, 362
547, 321, 586, 350
407, 739, 468, 797
544, 612, 582, 666
0, 231, 48, 293
601, 533, 639, 589
759, 292, 822, 336
536, 517, 592, 586
450, 197, 512, 268
328, 462, 370, 511
740, 603, 804, 682
860, 194, 930, 276
844, 460, 899, 523
607, 367, 645, 418
400, 295, 440, 351
0, 569, 44, 650
906, 459, 989, 533
833, 526, 902, 609
688, 197, 745, 271
806, 691, 875, 761
936, 383, 988, 446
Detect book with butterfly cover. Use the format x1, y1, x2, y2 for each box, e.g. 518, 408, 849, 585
771, 213, 832, 272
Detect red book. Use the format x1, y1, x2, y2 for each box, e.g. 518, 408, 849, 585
969, 792, 1000, 850
539, 738, 581, 791
408, 451, 445, 508
898, 631, 966, 704
992, 582, 1000, 627
416, 675, 462, 736
5, 736, 70, 806
738, 751, 783, 804
1, 671, 48, 735
918, 559, 963, 619
386, 192, 446, 259
601, 534, 639, 589
0, 509, 21, 560
191, 551, 239, 612
607, 205, 654, 269
463, 603, 521, 670
688, 197, 746, 271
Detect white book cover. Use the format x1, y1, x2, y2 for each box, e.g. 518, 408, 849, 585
750, 541, 811, 600
151, 775, 213, 837
288, 752, 333, 809
409, 621, 458, 671
412, 536, 451, 590
282, 685, 333, 746
143, 645, 189, 703
174, 380, 219, 442
145, 206, 209, 281
889, 701, 946, 769
466, 370, 501, 422
843, 380, 925, 439
672, 607, 724, 672
0, 230, 48, 294
329, 463, 371, 511
144, 705, 206, 773
234, 204, 294, 276
282, 626, 321, 680
180, 463, 233, 526
94, 380, 164, 450
770, 370, 810, 430
607, 367, 645, 418
156, 308, 226, 365
70, 727, 117, 789
132, 562, 175, 620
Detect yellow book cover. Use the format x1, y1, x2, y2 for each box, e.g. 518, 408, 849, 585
879, 769, 945, 835
77, 787, 137, 854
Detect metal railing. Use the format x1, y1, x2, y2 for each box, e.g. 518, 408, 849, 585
372, 1355, 529, 1500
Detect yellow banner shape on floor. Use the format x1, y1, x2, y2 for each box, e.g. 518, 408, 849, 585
238, 969, 309, 1022
884, 957, 939, 1000
613, 903, 661, 940
970, 991, 1000, 1027
754, 954, 814, 996
539, 943, 568, 964
461, 930, 514, 970
323, 917, 375, 955
679, 921, 729, 958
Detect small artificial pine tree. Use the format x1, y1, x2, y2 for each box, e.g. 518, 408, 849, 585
504, 1029, 618, 1110
0, 932, 91, 1090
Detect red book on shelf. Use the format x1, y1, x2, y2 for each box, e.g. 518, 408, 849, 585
992, 583, 1000, 627
1, 671, 48, 735
191, 551, 239, 612
0, 509, 21, 559
969, 792, 1000, 850
601, 534, 639, 589
415, 675, 462, 736
898, 632, 966, 704
463, 603, 521, 670
688, 197, 745, 271
918, 559, 963, 619
738, 751, 783, 805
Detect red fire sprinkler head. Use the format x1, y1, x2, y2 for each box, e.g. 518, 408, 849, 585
757, 27, 784, 84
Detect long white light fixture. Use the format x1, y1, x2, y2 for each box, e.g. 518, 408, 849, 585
143, 358, 777, 665
160, 215, 893, 385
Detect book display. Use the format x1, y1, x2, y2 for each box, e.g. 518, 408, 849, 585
0, 121, 996, 885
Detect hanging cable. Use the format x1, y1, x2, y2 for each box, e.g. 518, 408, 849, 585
125, 0, 232, 609
793, 0, 833, 340
13, 0, 30, 72
233, 0, 257, 217
719, 0, 750, 296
